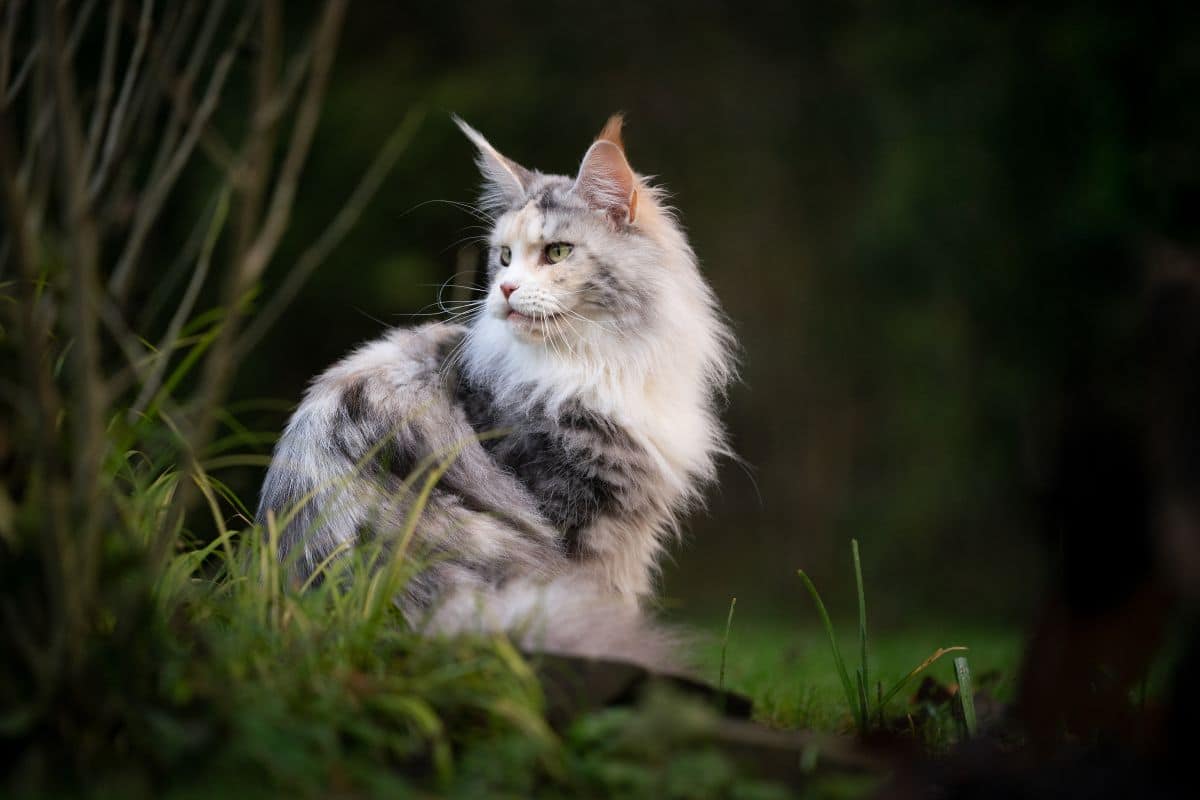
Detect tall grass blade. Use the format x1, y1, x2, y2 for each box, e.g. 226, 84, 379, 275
852, 538, 868, 722
797, 569, 861, 731
719, 595, 737, 692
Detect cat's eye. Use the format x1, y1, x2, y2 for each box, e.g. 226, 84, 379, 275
499, 246, 511, 266
545, 242, 573, 264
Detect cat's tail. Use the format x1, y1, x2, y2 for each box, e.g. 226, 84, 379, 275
419, 575, 689, 675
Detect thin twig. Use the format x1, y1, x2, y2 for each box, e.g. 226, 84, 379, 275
2, 0, 33, 108
230, 0, 281, 269
45, 0, 106, 666
0, 0, 21, 96
107, 3, 256, 298
136, 186, 223, 330
234, 0, 348, 289
81, 0, 124, 176
129, 184, 230, 420
88, 0, 155, 206
237, 109, 424, 356
144, 0, 228, 197
0, 44, 63, 518
153, 0, 348, 567
67, 0, 100, 53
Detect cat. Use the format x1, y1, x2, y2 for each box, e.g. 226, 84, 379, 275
257, 114, 736, 669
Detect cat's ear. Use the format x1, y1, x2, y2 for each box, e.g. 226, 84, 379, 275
574, 113, 639, 226
453, 115, 532, 211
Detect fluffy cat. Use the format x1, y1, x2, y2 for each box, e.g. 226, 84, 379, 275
257, 115, 735, 668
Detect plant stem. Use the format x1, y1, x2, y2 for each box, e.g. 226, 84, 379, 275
798, 569, 861, 732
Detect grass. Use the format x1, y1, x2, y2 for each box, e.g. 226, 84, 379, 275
689, 613, 1024, 734
796, 541, 972, 736
1, 377, 805, 798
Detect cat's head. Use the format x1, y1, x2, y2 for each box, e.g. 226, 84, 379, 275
455, 114, 668, 348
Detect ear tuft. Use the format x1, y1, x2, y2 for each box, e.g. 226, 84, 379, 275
596, 113, 626, 152
575, 115, 638, 226
452, 114, 532, 214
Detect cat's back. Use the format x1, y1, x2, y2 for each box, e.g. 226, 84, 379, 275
294, 321, 465, 425
258, 322, 484, 575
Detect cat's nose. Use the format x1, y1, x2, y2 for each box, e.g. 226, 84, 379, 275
500, 282, 518, 300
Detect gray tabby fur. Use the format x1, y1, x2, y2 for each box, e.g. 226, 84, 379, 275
258, 115, 735, 670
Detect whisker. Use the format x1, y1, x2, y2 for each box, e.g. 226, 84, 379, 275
555, 313, 580, 360
440, 234, 492, 255
402, 198, 496, 225
560, 305, 617, 335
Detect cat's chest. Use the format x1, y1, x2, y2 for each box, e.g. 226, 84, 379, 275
455, 377, 650, 533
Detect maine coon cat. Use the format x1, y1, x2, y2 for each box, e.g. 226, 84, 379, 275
258, 115, 735, 668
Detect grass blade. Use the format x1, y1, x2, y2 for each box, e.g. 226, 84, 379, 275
955, 656, 978, 738
852, 538, 868, 723
798, 569, 860, 731
878, 645, 969, 710
719, 596, 737, 692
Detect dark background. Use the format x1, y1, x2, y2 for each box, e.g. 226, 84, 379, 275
215, 0, 1200, 624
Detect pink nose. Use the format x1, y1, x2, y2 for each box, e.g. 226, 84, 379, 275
500, 282, 517, 300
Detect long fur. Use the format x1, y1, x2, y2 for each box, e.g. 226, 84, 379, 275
258, 115, 735, 670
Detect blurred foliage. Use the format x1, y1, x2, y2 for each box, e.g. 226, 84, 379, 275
219, 0, 1199, 618
0, 452, 788, 798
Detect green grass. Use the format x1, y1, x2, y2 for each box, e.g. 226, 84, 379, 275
1, 392, 802, 798
688, 614, 1024, 733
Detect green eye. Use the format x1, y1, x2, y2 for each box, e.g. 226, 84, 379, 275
499, 246, 511, 266
545, 242, 573, 263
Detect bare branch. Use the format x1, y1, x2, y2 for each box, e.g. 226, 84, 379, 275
97, 291, 152, 391
0, 65, 60, 478
43, 0, 107, 658
145, 0, 229, 186
231, 0, 282, 263
2, 0, 31, 106
5, 0, 99, 108
260, 43, 315, 131
67, 0, 99, 53
237, 109, 425, 356
0, 0, 20, 95
87, 0, 155, 205
81, 0, 124, 176
129, 184, 230, 420
107, 4, 256, 298
137, 185, 224, 330
153, 0, 348, 566
237, 0, 348, 288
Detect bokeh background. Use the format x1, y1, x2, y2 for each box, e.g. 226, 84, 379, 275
210, 0, 1200, 627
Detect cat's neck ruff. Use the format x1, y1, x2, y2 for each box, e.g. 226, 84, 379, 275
464, 314, 661, 415
461, 258, 728, 496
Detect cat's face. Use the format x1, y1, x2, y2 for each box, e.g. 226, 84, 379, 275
457, 116, 654, 347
